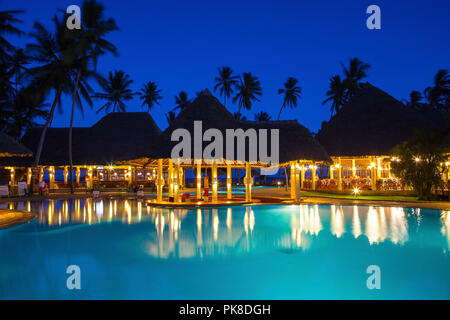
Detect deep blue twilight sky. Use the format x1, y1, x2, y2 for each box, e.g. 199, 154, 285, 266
2, 0, 450, 133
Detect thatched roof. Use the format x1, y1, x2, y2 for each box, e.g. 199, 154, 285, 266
239, 120, 331, 164
21, 112, 162, 166
316, 83, 446, 157
0, 132, 32, 157
154, 89, 331, 165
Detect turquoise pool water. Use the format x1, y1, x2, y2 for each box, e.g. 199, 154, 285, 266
0, 199, 449, 299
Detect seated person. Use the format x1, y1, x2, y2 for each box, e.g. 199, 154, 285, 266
203, 188, 209, 200
39, 180, 46, 196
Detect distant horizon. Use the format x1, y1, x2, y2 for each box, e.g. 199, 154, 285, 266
2, 0, 449, 133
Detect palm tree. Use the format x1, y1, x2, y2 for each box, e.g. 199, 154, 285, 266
138, 81, 162, 112
424, 69, 450, 111
5, 85, 49, 140
233, 72, 262, 115
93, 70, 134, 113
166, 111, 176, 126
173, 91, 190, 111
277, 77, 301, 120
67, 0, 118, 193
213, 66, 238, 106
322, 75, 346, 117
10, 48, 30, 92
0, 10, 24, 62
402, 90, 423, 110
0, 63, 15, 127
254, 111, 271, 122
341, 57, 370, 98
233, 112, 247, 121
26, 17, 90, 191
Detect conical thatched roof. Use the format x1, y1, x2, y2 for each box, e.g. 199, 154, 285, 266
154, 89, 330, 165
0, 132, 32, 157
21, 112, 162, 166
153, 89, 238, 162
316, 83, 445, 157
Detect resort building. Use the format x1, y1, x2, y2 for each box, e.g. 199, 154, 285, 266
0, 85, 448, 201
0, 132, 33, 194
151, 89, 330, 202
316, 83, 447, 191
1, 89, 330, 202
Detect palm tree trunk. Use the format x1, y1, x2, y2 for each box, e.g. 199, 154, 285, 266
277, 106, 284, 120
69, 69, 82, 194
30, 86, 62, 193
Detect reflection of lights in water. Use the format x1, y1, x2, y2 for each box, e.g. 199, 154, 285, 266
137, 201, 142, 221
196, 209, 203, 245
47, 200, 53, 225
353, 206, 361, 238
299, 205, 322, 235
244, 208, 253, 234
213, 210, 219, 241
63, 201, 68, 220
95, 200, 103, 219
441, 211, 450, 250
331, 206, 344, 238
87, 199, 92, 225
124, 200, 131, 224
390, 207, 408, 244
366, 207, 387, 244
75, 199, 80, 220
23, 199, 435, 257
197, 209, 202, 230
226, 208, 232, 230
109, 200, 113, 220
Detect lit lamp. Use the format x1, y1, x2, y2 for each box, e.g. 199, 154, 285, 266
353, 188, 360, 197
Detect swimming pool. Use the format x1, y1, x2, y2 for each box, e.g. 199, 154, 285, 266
0, 199, 449, 299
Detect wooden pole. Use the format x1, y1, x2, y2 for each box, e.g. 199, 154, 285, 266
244, 162, 252, 202
227, 163, 232, 200
212, 161, 218, 202
196, 161, 202, 200
168, 159, 174, 198
312, 162, 316, 191
337, 158, 342, 191
156, 159, 164, 201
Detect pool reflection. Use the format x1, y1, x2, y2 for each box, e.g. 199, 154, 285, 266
5, 200, 449, 257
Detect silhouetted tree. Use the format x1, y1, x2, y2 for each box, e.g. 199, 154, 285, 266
213, 66, 238, 106
233, 72, 262, 115
277, 77, 301, 120
138, 81, 162, 112
94, 70, 134, 113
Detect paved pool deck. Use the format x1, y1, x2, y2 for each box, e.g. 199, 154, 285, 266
0, 209, 36, 229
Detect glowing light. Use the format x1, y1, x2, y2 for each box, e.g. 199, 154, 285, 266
353, 188, 360, 197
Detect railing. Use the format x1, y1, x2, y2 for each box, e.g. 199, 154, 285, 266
303, 178, 403, 191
